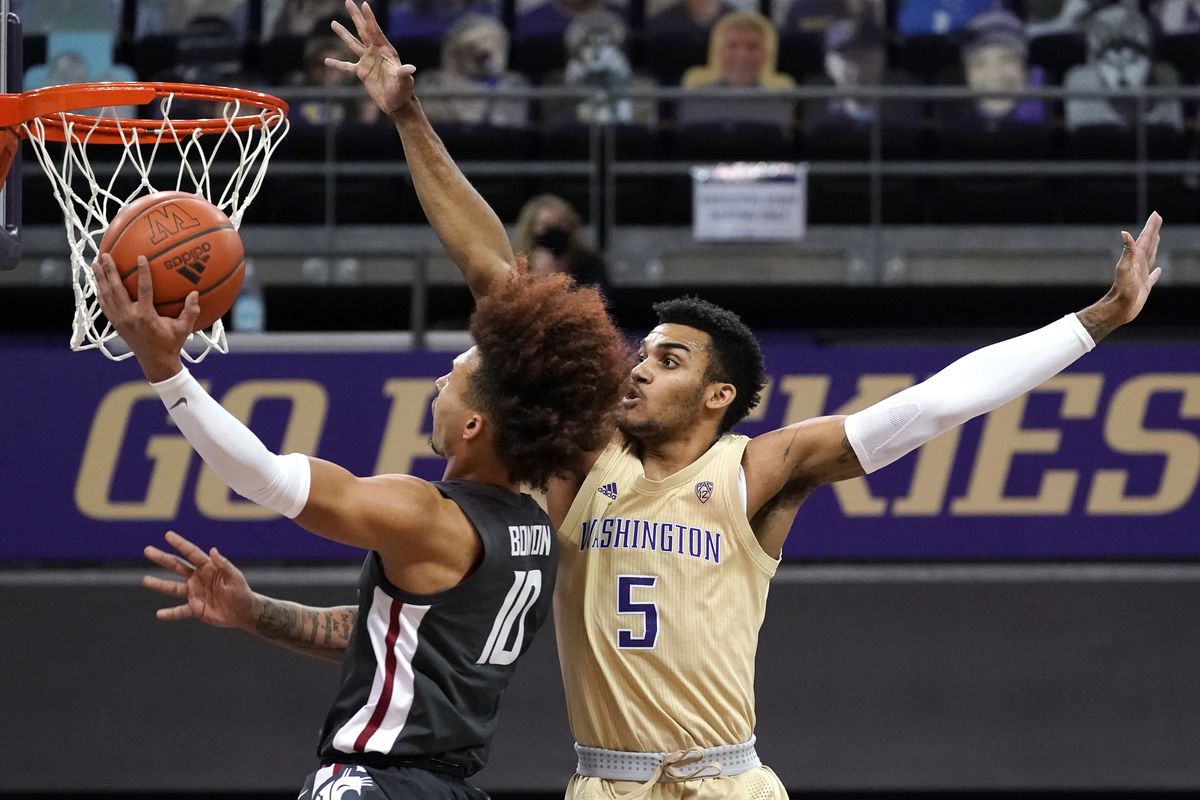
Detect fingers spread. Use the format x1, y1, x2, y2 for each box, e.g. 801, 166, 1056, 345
164, 530, 211, 568
142, 574, 188, 598
360, 1, 389, 47
1149, 266, 1163, 287
144, 545, 192, 576
330, 19, 365, 54
156, 604, 193, 622
324, 56, 357, 73
345, 1, 369, 39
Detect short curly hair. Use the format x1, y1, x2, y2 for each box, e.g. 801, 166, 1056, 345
469, 266, 630, 489
652, 296, 767, 433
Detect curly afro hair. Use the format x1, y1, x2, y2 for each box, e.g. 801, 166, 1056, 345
469, 266, 630, 490
652, 296, 767, 433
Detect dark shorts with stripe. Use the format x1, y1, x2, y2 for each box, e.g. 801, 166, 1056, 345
300, 762, 489, 800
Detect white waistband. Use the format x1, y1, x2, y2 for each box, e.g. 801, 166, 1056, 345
574, 737, 761, 782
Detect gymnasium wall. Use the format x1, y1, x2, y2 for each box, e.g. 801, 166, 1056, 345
2, 567, 1199, 793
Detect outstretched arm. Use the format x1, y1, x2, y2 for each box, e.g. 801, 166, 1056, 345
746, 213, 1164, 539
327, 0, 514, 299
143, 531, 356, 664
91, 255, 457, 565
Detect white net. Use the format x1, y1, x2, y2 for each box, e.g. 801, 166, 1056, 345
22, 88, 289, 361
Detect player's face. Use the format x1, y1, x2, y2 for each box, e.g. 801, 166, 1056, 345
717, 26, 768, 87
618, 324, 713, 439
430, 348, 481, 457
965, 44, 1027, 94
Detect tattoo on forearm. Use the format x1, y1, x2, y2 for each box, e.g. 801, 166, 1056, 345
256, 602, 357, 651
1076, 309, 1115, 344
255, 601, 299, 641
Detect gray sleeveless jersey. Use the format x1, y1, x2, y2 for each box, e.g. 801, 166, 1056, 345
316, 480, 557, 776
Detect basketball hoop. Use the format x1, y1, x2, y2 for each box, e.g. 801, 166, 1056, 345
9, 82, 289, 361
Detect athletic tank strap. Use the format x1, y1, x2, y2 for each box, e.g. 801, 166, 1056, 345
574, 737, 760, 785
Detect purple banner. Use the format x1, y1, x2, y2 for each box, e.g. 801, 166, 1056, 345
3, 335, 1198, 561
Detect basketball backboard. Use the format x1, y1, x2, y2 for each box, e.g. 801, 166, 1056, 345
0, 0, 22, 270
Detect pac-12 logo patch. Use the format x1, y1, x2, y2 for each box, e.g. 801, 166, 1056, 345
695, 481, 714, 503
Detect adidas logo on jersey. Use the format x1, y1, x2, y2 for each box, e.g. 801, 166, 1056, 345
598, 482, 618, 500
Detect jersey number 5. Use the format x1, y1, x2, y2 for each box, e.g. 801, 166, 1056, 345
477, 570, 542, 666
616, 575, 658, 649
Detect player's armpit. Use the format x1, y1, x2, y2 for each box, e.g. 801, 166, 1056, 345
742, 416, 865, 518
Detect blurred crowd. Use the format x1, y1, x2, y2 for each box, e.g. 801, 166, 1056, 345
19, 1, 1200, 227
23, 1, 1200, 136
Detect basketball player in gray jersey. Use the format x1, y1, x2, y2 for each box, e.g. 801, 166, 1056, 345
326, 2, 1165, 796
92, 238, 628, 794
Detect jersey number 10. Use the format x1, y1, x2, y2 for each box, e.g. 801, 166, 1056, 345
477, 569, 543, 666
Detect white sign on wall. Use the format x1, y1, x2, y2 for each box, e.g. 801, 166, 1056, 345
691, 162, 808, 242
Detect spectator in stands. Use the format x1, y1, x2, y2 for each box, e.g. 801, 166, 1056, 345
676, 11, 796, 131
262, 0, 349, 39
779, 0, 884, 35
802, 12, 924, 158
289, 33, 380, 126
812, 14, 888, 125
896, 0, 997, 36
954, 9, 1047, 128
165, 15, 247, 83
419, 14, 531, 128
24, 0, 122, 33
387, 0, 498, 40
135, 0, 248, 38
26, 46, 137, 118
514, 195, 608, 290
1151, 0, 1200, 34
24, 0, 136, 108
542, 10, 657, 126
516, 0, 629, 39
1064, 4, 1184, 131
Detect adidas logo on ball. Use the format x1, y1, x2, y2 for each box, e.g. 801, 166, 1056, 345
164, 242, 212, 284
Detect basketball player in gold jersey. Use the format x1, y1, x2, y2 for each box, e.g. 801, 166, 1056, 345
332, 3, 1165, 796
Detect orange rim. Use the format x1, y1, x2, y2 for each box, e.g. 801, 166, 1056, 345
12, 82, 288, 144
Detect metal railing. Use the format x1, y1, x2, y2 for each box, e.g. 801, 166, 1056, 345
263, 83, 1200, 241
16, 83, 1200, 293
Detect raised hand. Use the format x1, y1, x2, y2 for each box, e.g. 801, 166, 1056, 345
143, 530, 257, 630
91, 253, 199, 381
326, 1, 417, 116
1078, 212, 1163, 343
1109, 211, 1163, 323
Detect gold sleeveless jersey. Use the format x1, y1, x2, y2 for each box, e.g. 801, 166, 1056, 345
555, 433, 779, 751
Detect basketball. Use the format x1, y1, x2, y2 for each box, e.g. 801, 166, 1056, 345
98, 191, 245, 332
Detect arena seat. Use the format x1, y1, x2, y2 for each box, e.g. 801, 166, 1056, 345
1027, 32, 1087, 86
671, 120, 792, 162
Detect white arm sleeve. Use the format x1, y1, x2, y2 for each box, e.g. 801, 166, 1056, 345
151, 368, 312, 518
844, 314, 1095, 474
